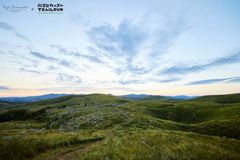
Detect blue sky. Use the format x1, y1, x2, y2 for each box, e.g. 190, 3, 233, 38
0, 0, 240, 96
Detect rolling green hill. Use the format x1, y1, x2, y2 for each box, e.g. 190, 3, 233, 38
0, 100, 21, 110
192, 93, 240, 104
0, 93, 240, 160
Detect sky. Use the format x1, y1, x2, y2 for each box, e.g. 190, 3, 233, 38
0, 0, 240, 97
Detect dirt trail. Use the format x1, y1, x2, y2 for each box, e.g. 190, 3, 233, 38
42, 141, 102, 160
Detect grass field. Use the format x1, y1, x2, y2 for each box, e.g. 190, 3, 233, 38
0, 93, 240, 160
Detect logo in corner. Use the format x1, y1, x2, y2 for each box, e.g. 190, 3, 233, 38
37, 3, 64, 14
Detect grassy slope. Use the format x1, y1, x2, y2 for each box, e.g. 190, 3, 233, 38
81, 130, 240, 160
135, 99, 240, 138
192, 93, 240, 103
0, 100, 22, 110
0, 93, 240, 160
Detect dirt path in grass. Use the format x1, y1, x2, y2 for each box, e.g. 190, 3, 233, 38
34, 131, 114, 160
35, 140, 102, 160
56, 131, 114, 160
57, 141, 102, 160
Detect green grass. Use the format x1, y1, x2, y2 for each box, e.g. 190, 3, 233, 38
0, 130, 104, 160
189, 119, 240, 139
0, 108, 47, 122
0, 93, 240, 159
192, 93, 240, 104
81, 130, 240, 160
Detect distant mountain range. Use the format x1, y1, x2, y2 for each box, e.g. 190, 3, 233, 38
0, 93, 196, 103
121, 94, 196, 100
168, 95, 198, 100
0, 94, 69, 103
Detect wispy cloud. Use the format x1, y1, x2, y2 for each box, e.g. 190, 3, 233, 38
186, 76, 240, 85
58, 59, 73, 68
50, 44, 104, 64
19, 68, 45, 75
30, 51, 74, 68
7, 51, 38, 64
162, 51, 240, 75
30, 51, 58, 61
47, 65, 58, 70
152, 77, 181, 83
15, 33, 29, 41
119, 79, 145, 85
56, 73, 82, 84
119, 76, 180, 85
86, 14, 188, 76
0, 86, 11, 90
228, 77, 240, 83
0, 22, 29, 41
87, 19, 147, 57
0, 22, 15, 31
